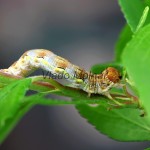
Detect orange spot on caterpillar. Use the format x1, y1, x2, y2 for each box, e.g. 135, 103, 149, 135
54, 56, 69, 69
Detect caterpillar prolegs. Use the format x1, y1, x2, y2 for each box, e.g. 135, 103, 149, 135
1, 49, 122, 99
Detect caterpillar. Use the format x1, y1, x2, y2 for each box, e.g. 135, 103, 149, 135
1, 49, 122, 99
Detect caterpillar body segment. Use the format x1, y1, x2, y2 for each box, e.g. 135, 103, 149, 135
1, 49, 122, 98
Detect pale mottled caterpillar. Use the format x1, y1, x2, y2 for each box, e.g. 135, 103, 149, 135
1, 49, 122, 99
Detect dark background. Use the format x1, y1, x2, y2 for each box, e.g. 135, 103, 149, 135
0, 0, 149, 149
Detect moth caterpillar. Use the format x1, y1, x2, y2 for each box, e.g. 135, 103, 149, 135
1, 49, 122, 99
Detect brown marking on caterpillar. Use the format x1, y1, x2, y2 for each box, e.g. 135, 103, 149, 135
54, 56, 70, 69
73, 65, 87, 80
36, 49, 54, 58
79, 69, 87, 80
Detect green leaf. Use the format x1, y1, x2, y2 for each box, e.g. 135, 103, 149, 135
135, 6, 149, 32
0, 74, 113, 143
74, 60, 150, 141
76, 104, 150, 141
115, 3, 149, 62
145, 0, 150, 6
122, 24, 150, 116
22, 93, 106, 106
0, 79, 31, 122
115, 24, 133, 62
0, 103, 32, 144
0, 78, 32, 143
145, 148, 150, 150
0, 72, 58, 92
118, 0, 147, 32
143, 1, 150, 26
75, 50, 150, 141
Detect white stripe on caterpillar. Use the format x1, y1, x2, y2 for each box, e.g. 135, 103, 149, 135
1, 49, 122, 98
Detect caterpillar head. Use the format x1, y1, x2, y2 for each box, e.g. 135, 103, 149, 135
102, 67, 122, 84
